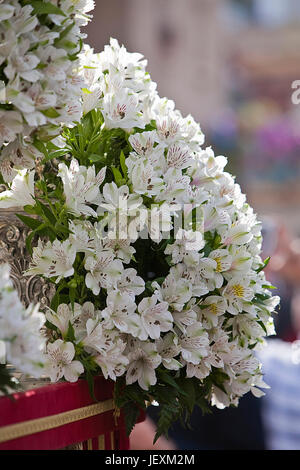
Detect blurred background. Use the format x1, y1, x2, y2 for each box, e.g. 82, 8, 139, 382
84, 0, 300, 449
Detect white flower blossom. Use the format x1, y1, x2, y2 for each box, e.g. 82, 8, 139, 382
44, 340, 84, 383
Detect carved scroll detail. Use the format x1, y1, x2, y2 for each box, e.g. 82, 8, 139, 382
0, 209, 55, 309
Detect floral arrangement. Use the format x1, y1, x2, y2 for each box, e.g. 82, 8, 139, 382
0, 2, 279, 441
0, 0, 94, 184
0, 263, 46, 395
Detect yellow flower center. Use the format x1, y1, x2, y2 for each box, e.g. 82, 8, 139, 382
209, 304, 218, 315
232, 284, 244, 298
214, 257, 222, 272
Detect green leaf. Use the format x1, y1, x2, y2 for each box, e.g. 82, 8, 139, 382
30, 1, 66, 16
158, 370, 187, 395
41, 108, 61, 118
123, 402, 141, 436
88, 153, 106, 163
65, 321, 76, 342
59, 40, 77, 50
69, 286, 76, 310
16, 214, 42, 231
25, 231, 35, 255
257, 320, 268, 335
35, 200, 56, 226
45, 320, 58, 332
50, 282, 66, 311
86, 370, 98, 403
42, 149, 68, 163
120, 150, 128, 178
54, 21, 75, 46
33, 138, 48, 158
111, 166, 123, 184
256, 257, 270, 274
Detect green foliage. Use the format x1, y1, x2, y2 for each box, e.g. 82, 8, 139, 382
256, 257, 270, 274
22, 1, 66, 17
203, 230, 222, 256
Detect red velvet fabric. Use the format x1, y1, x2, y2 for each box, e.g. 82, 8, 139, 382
0, 376, 135, 450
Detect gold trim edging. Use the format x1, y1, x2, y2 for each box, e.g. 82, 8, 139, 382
0, 399, 114, 444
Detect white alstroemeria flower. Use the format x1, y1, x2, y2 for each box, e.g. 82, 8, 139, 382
102, 290, 141, 337
69, 220, 96, 253
199, 296, 227, 328
0, 139, 39, 183
165, 229, 205, 265
0, 284, 46, 378
179, 322, 209, 365
172, 301, 198, 334
145, 203, 173, 243
186, 360, 211, 380
102, 237, 136, 264
128, 131, 159, 157
36, 45, 69, 82
26, 238, 76, 282
203, 204, 230, 232
138, 296, 173, 340
8, 4, 38, 36
82, 83, 102, 115
98, 181, 143, 217
101, 88, 142, 129
169, 262, 209, 299
223, 246, 252, 278
84, 250, 123, 295
181, 114, 204, 149
210, 385, 231, 409
73, 302, 101, 340
222, 277, 254, 315
94, 337, 129, 381
81, 318, 107, 354
0, 3, 15, 20
126, 340, 162, 390
130, 160, 164, 197
196, 255, 219, 286
156, 113, 181, 145
116, 268, 145, 298
208, 248, 232, 287
155, 332, 182, 370
99, 37, 145, 74
58, 159, 106, 217
5, 44, 41, 83
208, 248, 232, 273
45, 340, 84, 383
0, 169, 35, 209
98, 182, 144, 240
5, 329, 45, 378
46, 303, 81, 337
166, 143, 193, 170
156, 167, 191, 204
215, 173, 246, 209
153, 274, 193, 312
220, 224, 253, 247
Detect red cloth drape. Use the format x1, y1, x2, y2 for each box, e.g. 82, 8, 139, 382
0, 376, 137, 450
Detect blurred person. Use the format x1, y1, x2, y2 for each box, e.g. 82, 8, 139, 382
261, 217, 300, 341
256, 339, 300, 450
130, 417, 177, 450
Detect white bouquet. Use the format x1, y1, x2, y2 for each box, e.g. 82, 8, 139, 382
0, 14, 279, 439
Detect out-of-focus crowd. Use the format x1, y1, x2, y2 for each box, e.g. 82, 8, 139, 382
130, 217, 300, 450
